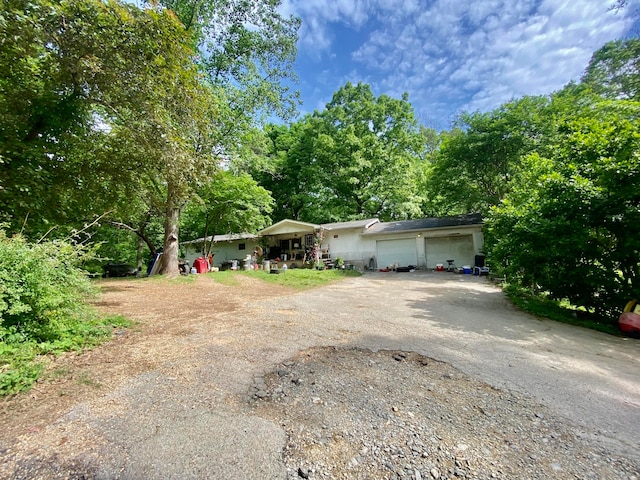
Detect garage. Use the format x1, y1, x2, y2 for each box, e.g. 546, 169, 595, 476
425, 235, 474, 269
376, 238, 417, 268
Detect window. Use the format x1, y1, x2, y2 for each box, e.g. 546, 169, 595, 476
238, 243, 246, 250
305, 234, 314, 247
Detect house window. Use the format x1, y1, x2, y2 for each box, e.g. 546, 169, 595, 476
238, 243, 246, 250
280, 239, 290, 251
305, 234, 314, 247
333, 234, 339, 239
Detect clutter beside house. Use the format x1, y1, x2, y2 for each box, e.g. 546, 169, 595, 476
180, 214, 485, 274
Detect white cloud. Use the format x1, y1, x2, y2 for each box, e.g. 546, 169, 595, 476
281, 0, 638, 125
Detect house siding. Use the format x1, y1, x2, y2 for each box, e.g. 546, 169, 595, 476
183, 239, 261, 268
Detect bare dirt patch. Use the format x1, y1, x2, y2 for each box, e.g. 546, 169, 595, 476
0, 274, 288, 442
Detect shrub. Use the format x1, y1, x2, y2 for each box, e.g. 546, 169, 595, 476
0, 231, 126, 395
0, 232, 96, 335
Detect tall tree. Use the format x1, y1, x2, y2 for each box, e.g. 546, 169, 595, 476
2, 0, 298, 275
147, 0, 300, 273
0, 1, 214, 245
180, 170, 274, 256
582, 38, 640, 101
312, 82, 425, 221
486, 99, 640, 318
258, 119, 325, 222
155, 0, 301, 129
428, 95, 551, 215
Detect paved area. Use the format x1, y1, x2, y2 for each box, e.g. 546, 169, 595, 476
324, 272, 640, 459
2, 272, 639, 478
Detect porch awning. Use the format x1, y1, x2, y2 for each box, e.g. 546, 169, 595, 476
259, 219, 319, 236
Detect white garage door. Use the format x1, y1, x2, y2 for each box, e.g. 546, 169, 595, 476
376, 239, 417, 268
425, 235, 474, 268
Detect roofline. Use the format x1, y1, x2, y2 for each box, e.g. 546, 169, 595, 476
181, 233, 259, 245
320, 218, 380, 231
361, 222, 484, 236
259, 219, 320, 235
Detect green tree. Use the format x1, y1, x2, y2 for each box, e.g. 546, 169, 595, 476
428, 95, 551, 215
256, 119, 326, 222
311, 82, 425, 221
0, 0, 226, 275
180, 170, 274, 256
486, 99, 640, 318
146, 0, 301, 273
1, 0, 299, 276
582, 38, 640, 101
155, 0, 301, 128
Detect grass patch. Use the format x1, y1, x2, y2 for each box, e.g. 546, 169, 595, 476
206, 270, 242, 286
503, 284, 620, 335
0, 313, 132, 397
205, 268, 361, 289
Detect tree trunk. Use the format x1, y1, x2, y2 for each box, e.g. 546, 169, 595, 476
159, 202, 181, 277
136, 235, 145, 276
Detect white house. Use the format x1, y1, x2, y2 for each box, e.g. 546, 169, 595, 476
181, 213, 485, 271
317, 218, 380, 268
181, 232, 261, 269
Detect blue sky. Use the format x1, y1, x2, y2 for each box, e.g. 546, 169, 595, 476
279, 0, 640, 130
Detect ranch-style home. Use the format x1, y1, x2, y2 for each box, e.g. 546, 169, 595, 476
181, 213, 484, 271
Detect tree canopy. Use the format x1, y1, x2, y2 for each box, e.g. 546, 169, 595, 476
582, 38, 640, 101
254, 82, 427, 223
0, 0, 300, 275
486, 98, 640, 317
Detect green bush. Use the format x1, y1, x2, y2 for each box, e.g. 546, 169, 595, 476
0, 231, 128, 395
0, 232, 96, 333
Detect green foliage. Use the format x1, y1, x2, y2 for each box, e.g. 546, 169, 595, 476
156, 0, 301, 126
257, 82, 427, 223
0, 0, 201, 237
313, 83, 426, 221
0, 232, 96, 330
180, 170, 275, 249
486, 99, 640, 319
0, 231, 130, 395
254, 118, 326, 221
582, 38, 640, 101
428, 95, 552, 215
503, 284, 620, 335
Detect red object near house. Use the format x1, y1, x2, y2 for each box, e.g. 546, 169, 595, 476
193, 257, 209, 274
619, 299, 640, 337
619, 312, 640, 336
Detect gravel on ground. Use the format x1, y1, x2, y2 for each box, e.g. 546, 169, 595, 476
0, 272, 638, 479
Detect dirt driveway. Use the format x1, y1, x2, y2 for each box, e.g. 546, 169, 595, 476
1, 272, 639, 479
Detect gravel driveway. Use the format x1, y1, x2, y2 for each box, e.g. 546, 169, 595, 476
1, 272, 639, 479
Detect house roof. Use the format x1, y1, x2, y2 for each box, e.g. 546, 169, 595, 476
181, 232, 258, 245
183, 214, 482, 244
363, 213, 483, 235
321, 218, 380, 231
259, 219, 319, 236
